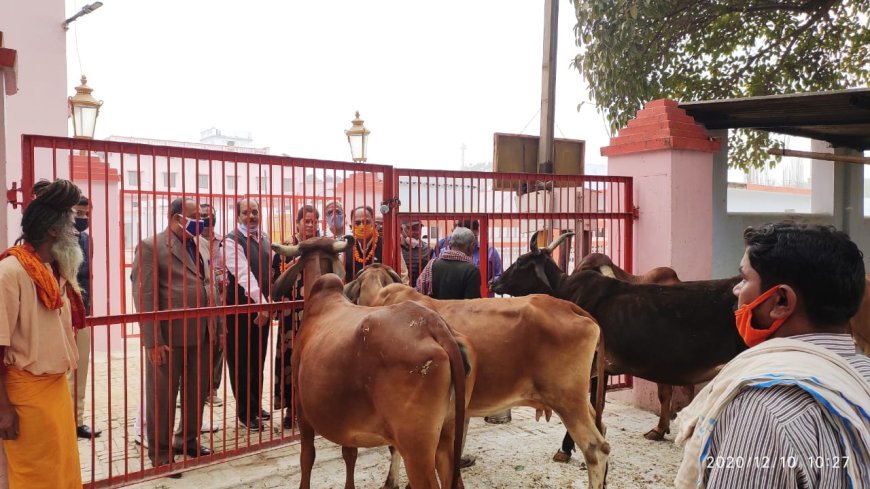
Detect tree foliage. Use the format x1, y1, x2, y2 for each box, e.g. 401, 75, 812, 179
571, 0, 870, 169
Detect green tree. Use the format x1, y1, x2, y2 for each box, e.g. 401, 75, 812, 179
571, 0, 870, 169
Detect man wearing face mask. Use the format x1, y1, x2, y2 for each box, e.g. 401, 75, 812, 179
343, 205, 409, 284
675, 222, 870, 489
131, 197, 212, 471
68, 196, 101, 440
324, 201, 345, 238
223, 199, 273, 432
400, 219, 430, 288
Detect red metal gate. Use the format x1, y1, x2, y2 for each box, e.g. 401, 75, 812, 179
14, 134, 633, 486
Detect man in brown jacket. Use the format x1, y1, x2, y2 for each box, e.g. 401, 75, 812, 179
132, 197, 212, 469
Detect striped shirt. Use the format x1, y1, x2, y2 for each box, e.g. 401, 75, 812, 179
704, 334, 870, 489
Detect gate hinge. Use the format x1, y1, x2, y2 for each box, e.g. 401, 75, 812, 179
6, 181, 23, 209
631, 206, 640, 220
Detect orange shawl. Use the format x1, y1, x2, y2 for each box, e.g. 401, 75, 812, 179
0, 243, 86, 330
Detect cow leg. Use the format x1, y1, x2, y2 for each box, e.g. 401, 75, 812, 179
434, 421, 462, 489
342, 447, 358, 489
554, 372, 604, 462
395, 440, 439, 489
298, 417, 317, 489
559, 405, 610, 489
383, 446, 401, 489
644, 383, 672, 440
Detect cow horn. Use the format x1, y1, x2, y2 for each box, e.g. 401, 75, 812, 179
271, 258, 305, 301
529, 231, 542, 254
600, 265, 616, 278
386, 267, 402, 284
272, 242, 300, 257
545, 231, 575, 254
332, 238, 350, 253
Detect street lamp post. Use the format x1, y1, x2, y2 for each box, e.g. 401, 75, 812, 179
69, 75, 102, 139
345, 111, 370, 163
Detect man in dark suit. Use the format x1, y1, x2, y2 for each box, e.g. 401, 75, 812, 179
131, 197, 212, 469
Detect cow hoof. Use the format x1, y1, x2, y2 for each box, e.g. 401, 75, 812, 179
552, 450, 571, 462
643, 427, 668, 441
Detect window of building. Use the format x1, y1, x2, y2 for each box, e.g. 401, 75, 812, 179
163, 172, 177, 188
127, 171, 139, 186
282, 178, 292, 191
226, 175, 236, 191
198, 174, 209, 189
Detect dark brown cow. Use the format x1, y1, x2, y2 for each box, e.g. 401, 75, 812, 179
271, 238, 474, 489
348, 265, 611, 489
574, 253, 691, 443
490, 232, 745, 444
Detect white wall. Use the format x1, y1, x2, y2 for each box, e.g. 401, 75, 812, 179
0, 1, 68, 246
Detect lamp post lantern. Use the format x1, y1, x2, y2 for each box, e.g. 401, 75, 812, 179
345, 111, 370, 163
69, 75, 103, 139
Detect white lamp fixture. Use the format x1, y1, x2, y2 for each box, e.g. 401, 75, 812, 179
69, 75, 102, 139
345, 111, 370, 163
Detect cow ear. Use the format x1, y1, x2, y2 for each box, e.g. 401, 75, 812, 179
534, 264, 552, 292
344, 279, 362, 304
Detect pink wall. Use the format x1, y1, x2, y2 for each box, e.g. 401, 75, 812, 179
603, 99, 719, 413
0, 1, 68, 247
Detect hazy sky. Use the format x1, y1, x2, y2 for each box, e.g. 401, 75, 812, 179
65, 0, 612, 171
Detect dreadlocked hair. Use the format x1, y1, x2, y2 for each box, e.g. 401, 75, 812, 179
21, 179, 82, 246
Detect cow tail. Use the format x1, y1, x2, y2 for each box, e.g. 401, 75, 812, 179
594, 329, 606, 433
424, 318, 467, 489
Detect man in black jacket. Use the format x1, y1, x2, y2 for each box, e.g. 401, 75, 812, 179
400, 219, 430, 289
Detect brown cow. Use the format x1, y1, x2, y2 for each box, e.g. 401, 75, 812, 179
271, 238, 474, 489
574, 253, 691, 444
490, 232, 746, 448
348, 265, 611, 489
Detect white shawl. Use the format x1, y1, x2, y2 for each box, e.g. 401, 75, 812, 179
674, 338, 870, 488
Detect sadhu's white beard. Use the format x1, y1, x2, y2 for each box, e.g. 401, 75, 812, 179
51, 232, 84, 292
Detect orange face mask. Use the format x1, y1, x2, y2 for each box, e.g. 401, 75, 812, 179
734, 284, 788, 347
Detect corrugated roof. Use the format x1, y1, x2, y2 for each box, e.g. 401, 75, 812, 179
679, 88, 870, 150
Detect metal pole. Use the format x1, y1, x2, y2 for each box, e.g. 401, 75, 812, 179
538, 0, 558, 243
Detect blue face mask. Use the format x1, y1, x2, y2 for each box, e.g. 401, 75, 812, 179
328, 212, 344, 230
184, 217, 206, 236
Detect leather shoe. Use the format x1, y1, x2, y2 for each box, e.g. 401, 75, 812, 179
77, 425, 102, 439
240, 418, 264, 432
259, 409, 271, 421
282, 416, 294, 430
174, 445, 212, 458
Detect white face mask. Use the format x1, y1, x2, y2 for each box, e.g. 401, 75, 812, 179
408, 238, 420, 248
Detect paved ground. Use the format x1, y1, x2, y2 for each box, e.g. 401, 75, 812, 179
79, 336, 684, 488
122, 401, 684, 489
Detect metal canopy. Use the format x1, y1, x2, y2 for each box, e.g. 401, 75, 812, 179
680, 88, 870, 151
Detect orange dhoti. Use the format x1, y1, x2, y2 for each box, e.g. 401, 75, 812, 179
2, 368, 81, 489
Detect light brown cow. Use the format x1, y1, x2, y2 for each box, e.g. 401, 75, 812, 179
271, 238, 475, 489
349, 266, 610, 489
848, 274, 870, 355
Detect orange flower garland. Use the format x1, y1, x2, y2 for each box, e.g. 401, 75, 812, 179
353, 229, 379, 265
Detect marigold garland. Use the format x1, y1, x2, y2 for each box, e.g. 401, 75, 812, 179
353, 229, 380, 265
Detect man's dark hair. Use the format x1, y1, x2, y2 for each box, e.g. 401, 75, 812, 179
78, 196, 89, 206
235, 199, 259, 216
169, 198, 184, 220
744, 221, 865, 326
296, 204, 319, 221
456, 219, 480, 231
22, 179, 82, 246
351, 205, 374, 220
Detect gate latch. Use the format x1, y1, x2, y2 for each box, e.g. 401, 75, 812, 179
6, 181, 23, 209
